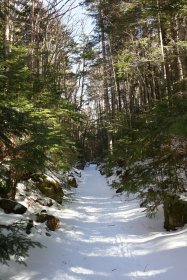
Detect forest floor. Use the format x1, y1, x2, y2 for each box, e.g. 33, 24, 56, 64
1, 164, 187, 280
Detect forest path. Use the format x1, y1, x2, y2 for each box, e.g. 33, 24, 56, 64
59, 164, 141, 280
1, 164, 187, 280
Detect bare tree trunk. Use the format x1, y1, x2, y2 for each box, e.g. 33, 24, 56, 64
157, 0, 170, 97
174, 15, 184, 81
3, 0, 10, 58
31, 0, 35, 71
3, 0, 11, 93
79, 56, 86, 109
108, 35, 119, 116
99, 0, 110, 114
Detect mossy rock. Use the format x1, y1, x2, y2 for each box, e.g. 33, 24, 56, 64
36, 175, 64, 204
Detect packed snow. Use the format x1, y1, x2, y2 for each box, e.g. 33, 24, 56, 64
1, 164, 187, 280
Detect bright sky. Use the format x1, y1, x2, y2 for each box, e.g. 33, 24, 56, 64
67, 1, 94, 41
43, 0, 94, 40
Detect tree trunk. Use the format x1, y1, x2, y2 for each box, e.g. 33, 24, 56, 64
99, 0, 110, 114
157, 0, 171, 97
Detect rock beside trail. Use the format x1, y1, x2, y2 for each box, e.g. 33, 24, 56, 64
164, 195, 187, 230
36, 210, 60, 231
35, 198, 53, 207
46, 216, 60, 231
36, 211, 48, 223
32, 174, 64, 204
26, 219, 34, 234
67, 176, 78, 188
0, 198, 27, 214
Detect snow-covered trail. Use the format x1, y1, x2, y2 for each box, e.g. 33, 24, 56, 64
1, 164, 187, 280
59, 164, 142, 280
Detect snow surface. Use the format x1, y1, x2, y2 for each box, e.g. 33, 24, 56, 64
1, 164, 187, 280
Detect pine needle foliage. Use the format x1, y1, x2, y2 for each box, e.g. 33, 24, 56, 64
0, 223, 43, 266
109, 93, 187, 215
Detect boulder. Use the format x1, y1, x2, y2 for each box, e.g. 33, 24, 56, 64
26, 219, 34, 234
116, 186, 125, 193
35, 174, 64, 204
0, 199, 27, 214
46, 215, 60, 231
164, 195, 187, 230
36, 211, 48, 223
35, 198, 53, 207
99, 169, 105, 175
116, 169, 122, 176
67, 176, 78, 188
36, 210, 60, 231
47, 199, 53, 207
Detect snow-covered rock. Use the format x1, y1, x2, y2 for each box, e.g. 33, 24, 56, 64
0, 198, 27, 214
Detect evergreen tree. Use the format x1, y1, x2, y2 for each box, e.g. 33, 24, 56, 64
0, 0, 86, 264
